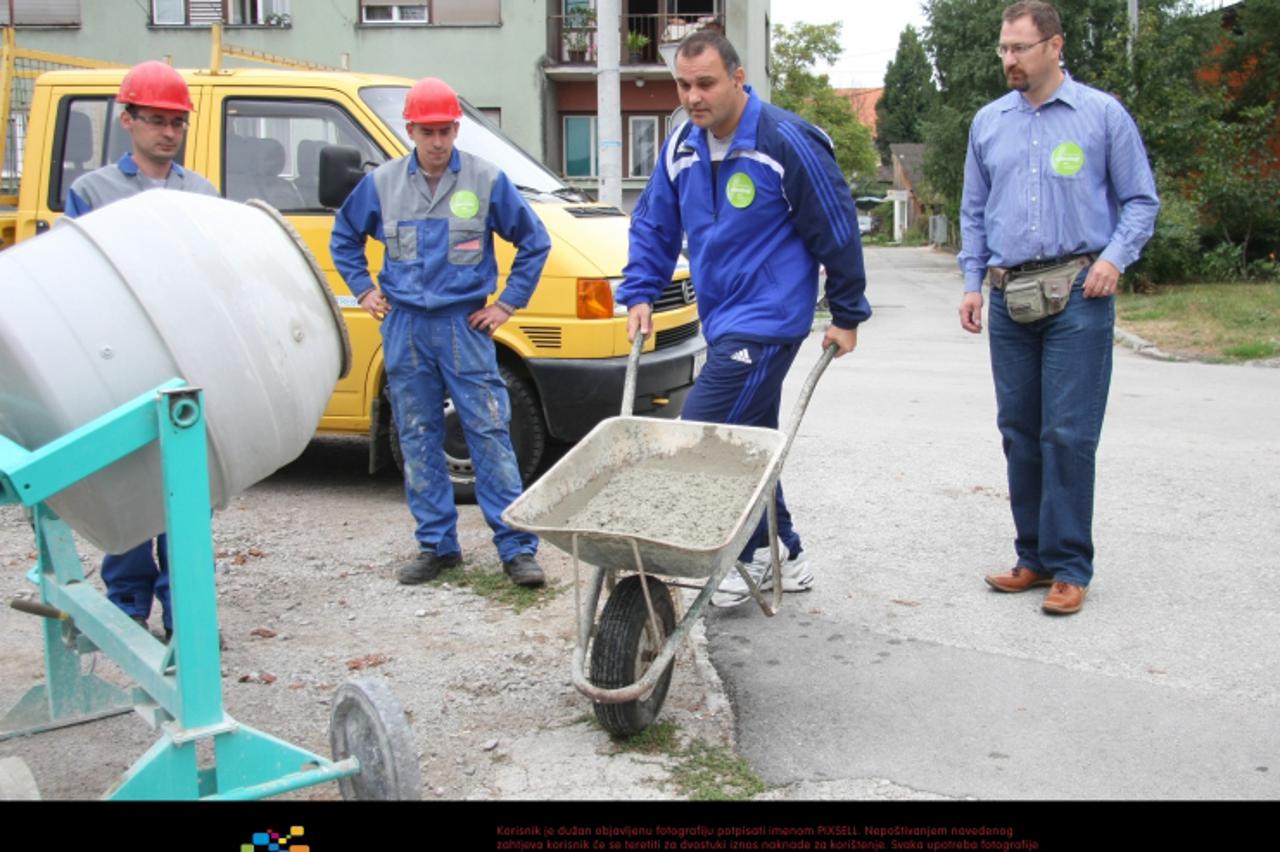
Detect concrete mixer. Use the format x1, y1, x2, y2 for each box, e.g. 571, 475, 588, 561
0, 192, 421, 800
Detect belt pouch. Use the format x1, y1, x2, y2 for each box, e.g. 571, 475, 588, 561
1003, 261, 1081, 323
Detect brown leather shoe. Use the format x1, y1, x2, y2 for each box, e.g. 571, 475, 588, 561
984, 566, 1053, 593
1042, 581, 1087, 615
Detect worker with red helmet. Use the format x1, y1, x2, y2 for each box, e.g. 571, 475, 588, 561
66, 61, 217, 641
331, 77, 551, 588
66, 60, 216, 215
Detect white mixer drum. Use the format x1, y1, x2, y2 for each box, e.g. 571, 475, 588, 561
0, 192, 350, 553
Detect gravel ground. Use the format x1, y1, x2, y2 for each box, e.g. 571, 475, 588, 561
0, 437, 734, 800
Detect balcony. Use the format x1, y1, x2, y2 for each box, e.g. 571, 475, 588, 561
546, 9, 725, 74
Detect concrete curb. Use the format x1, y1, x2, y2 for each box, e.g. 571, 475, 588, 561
1113, 325, 1185, 362
1115, 325, 1280, 368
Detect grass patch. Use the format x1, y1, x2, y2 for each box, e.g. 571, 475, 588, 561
432, 563, 562, 613
1117, 282, 1280, 362
606, 720, 766, 800
612, 719, 681, 755
670, 739, 767, 801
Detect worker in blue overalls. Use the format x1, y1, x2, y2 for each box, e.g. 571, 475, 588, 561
331, 78, 551, 588
66, 61, 218, 640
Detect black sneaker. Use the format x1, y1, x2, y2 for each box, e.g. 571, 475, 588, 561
398, 550, 462, 585
502, 553, 545, 588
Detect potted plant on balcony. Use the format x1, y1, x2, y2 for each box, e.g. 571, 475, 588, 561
626, 30, 651, 64
564, 7, 597, 63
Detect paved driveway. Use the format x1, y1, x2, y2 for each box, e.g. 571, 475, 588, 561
708, 246, 1280, 800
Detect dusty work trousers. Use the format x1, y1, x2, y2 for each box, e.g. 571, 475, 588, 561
101, 535, 171, 632
988, 270, 1114, 587
382, 308, 537, 562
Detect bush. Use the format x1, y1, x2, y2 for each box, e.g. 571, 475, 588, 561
903, 214, 930, 245
1249, 256, 1280, 281
872, 200, 894, 232
1197, 243, 1244, 282
1130, 184, 1201, 286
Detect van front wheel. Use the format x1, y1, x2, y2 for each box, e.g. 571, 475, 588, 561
387, 367, 546, 503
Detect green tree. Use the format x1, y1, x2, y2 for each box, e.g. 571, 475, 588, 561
1100, 1, 1280, 278
1193, 103, 1280, 276
875, 25, 938, 163
771, 21, 879, 180
1195, 0, 1280, 273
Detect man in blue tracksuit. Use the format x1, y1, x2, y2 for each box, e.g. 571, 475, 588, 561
617, 31, 871, 608
331, 77, 551, 588
66, 61, 217, 640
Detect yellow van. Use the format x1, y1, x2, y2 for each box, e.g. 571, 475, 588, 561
4, 67, 705, 497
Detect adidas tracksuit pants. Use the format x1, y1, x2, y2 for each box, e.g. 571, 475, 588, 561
680, 336, 804, 563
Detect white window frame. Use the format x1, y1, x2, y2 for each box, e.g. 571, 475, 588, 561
628, 115, 658, 179
151, 0, 185, 25
360, 2, 430, 23
151, 1, 290, 26
563, 115, 598, 178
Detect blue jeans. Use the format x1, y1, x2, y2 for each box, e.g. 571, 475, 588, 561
102, 534, 171, 631
382, 308, 536, 562
989, 270, 1113, 586
681, 336, 803, 562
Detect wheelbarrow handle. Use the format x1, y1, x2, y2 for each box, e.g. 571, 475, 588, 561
626, 337, 837, 427
621, 331, 645, 417
783, 342, 838, 449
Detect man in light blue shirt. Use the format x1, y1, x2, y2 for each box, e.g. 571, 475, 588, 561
957, 1, 1158, 615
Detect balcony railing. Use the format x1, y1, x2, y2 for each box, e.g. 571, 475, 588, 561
548, 11, 726, 66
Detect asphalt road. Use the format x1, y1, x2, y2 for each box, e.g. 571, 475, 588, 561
707, 246, 1280, 800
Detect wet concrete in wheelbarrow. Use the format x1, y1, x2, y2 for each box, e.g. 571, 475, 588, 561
538, 438, 764, 547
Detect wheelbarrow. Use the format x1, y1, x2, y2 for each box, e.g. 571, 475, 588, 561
503, 336, 836, 736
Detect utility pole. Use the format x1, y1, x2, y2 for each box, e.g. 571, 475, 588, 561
596, 0, 623, 207
1127, 0, 1139, 63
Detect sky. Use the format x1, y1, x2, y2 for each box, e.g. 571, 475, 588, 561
772, 0, 930, 90
771, 0, 1233, 90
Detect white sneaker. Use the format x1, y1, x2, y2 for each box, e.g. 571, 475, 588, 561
710, 550, 813, 608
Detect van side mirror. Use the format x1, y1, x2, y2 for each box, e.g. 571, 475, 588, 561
318, 145, 366, 209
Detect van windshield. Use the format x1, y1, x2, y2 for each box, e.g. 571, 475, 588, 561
361, 86, 570, 197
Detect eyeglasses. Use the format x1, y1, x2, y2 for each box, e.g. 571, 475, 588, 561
996, 36, 1053, 58
132, 114, 189, 130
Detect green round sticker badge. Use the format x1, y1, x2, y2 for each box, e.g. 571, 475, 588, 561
725, 173, 756, 208
450, 190, 480, 218
1050, 142, 1085, 176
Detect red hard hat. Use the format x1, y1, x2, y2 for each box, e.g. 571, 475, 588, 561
403, 77, 462, 124
117, 61, 194, 112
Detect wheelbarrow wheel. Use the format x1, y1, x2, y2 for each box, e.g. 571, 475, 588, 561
590, 575, 676, 737
329, 676, 423, 800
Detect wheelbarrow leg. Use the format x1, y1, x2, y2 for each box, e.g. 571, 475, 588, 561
742, 482, 784, 616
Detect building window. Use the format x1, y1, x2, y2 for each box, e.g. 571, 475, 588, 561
629, 116, 658, 178
361, 2, 428, 23
563, 115, 597, 178
152, 1, 290, 26
1, 1, 81, 26
359, 1, 499, 25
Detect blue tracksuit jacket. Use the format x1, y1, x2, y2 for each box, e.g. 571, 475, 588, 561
617, 86, 870, 343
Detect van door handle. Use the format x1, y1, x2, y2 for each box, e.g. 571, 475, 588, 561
35, 220, 49, 234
